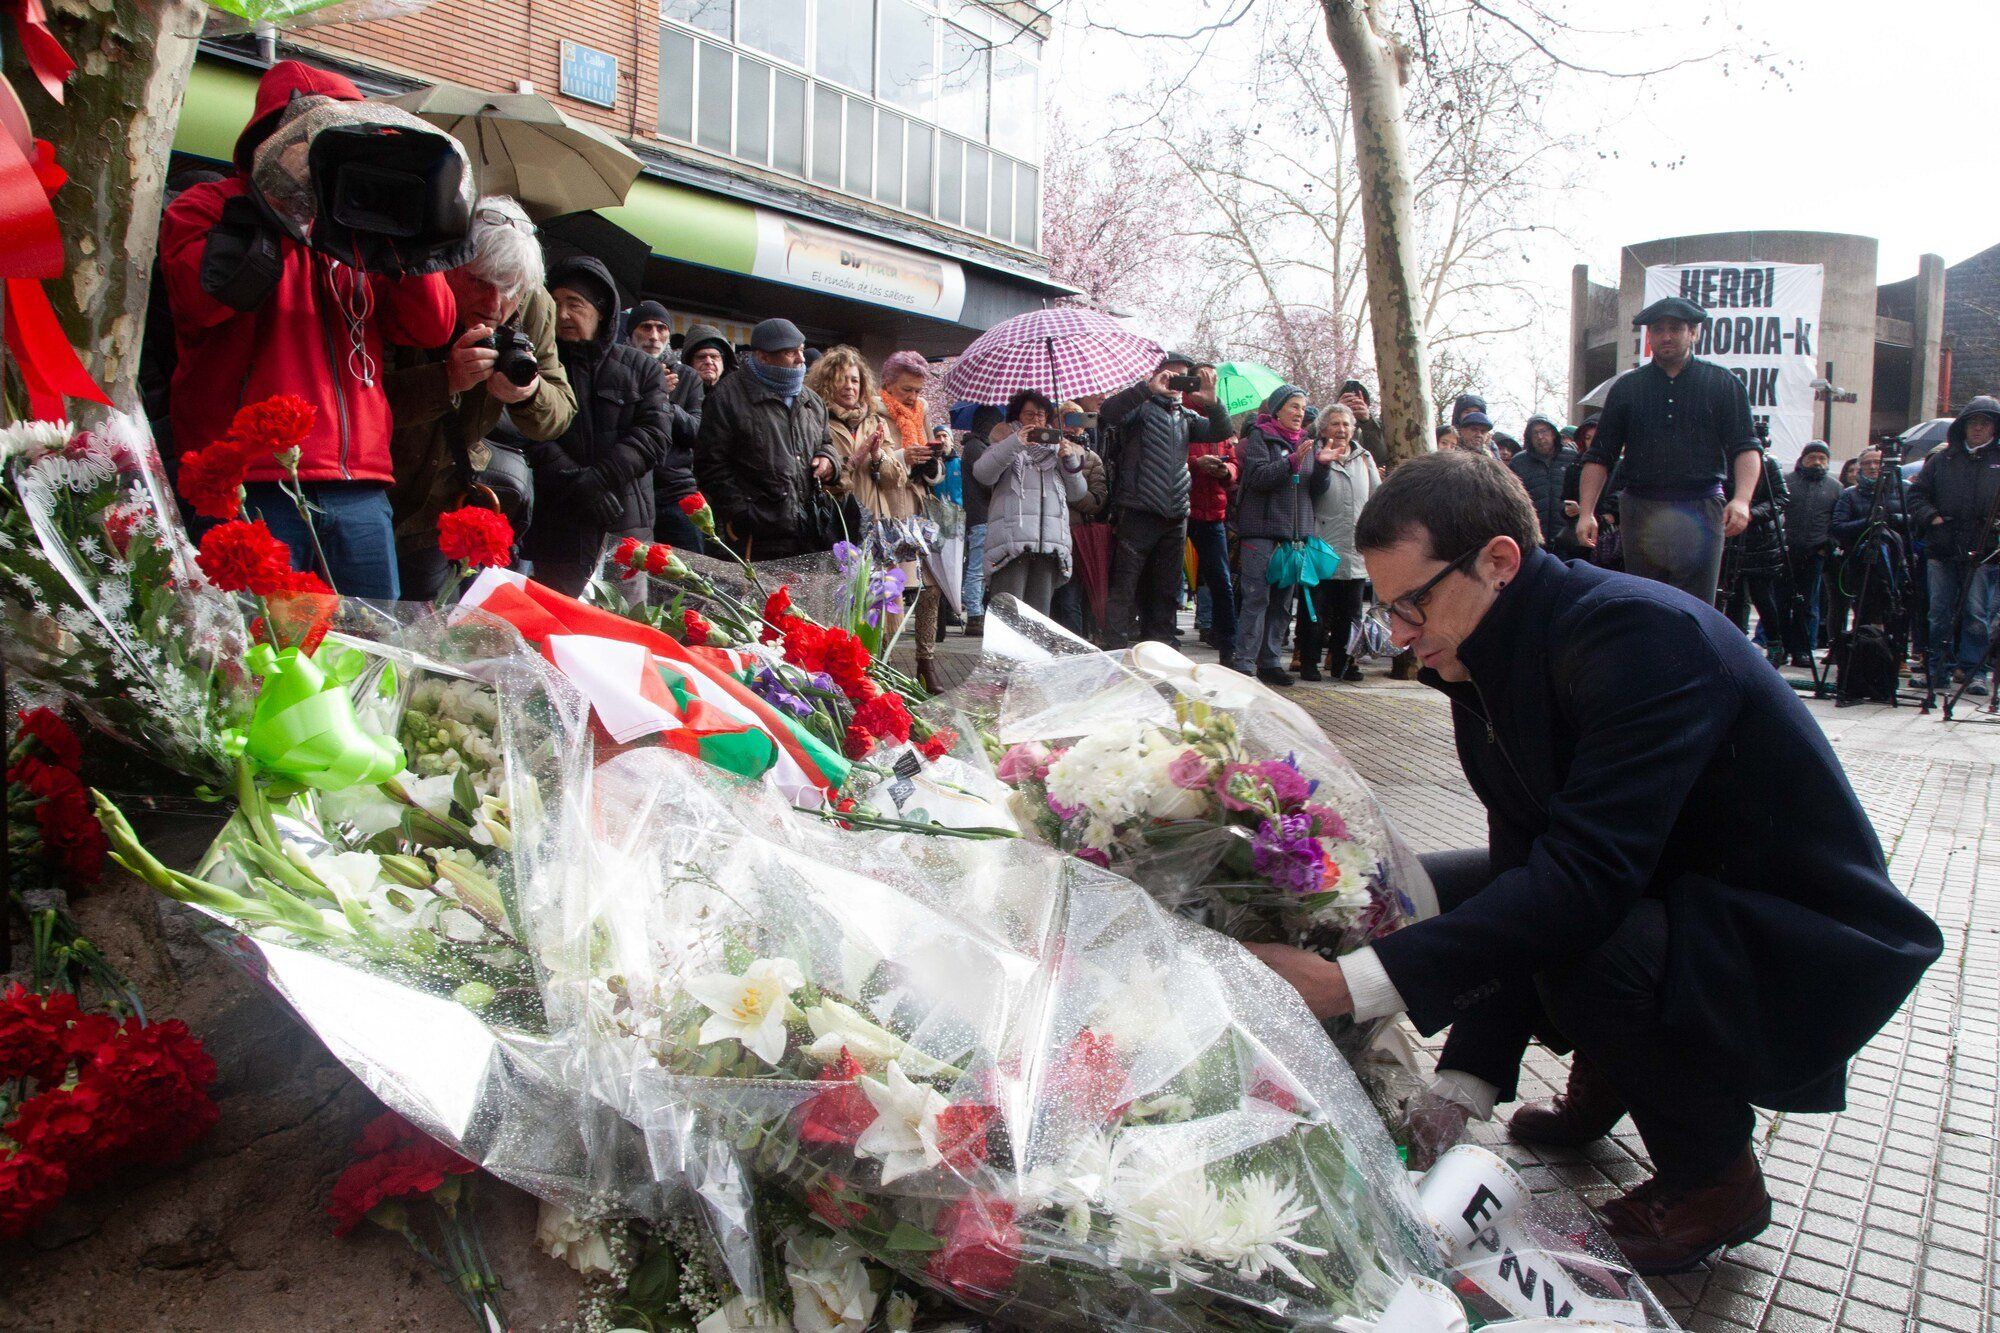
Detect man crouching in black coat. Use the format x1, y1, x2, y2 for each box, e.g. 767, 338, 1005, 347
1248, 450, 1942, 1276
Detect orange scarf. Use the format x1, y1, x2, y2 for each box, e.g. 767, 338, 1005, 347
880, 392, 928, 451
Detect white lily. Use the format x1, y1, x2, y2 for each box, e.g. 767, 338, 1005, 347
803, 997, 906, 1069
686, 956, 806, 1066
783, 1235, 879, 1333
854, 1060, 953, 1184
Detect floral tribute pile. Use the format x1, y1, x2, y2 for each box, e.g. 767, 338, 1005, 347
0, 410, 1673, 1333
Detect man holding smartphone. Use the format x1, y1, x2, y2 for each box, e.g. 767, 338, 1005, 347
1100, 354, 1199, 647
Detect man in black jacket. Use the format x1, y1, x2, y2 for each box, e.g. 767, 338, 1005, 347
693, 317, 839, 562
524, 257, 672, 596
1246, 452, 1940, 1276
1507, 414, 1576, 551
1782, 441, 1842, 666
1908, 396, 2000, 694
1100, 355, 1196, 647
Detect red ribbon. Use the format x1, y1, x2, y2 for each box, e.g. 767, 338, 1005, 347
7, 0, 76, 104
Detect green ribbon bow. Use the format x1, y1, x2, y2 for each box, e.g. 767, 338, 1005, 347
234, 643, 407, 791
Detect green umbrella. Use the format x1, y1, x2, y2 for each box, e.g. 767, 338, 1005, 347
1215, 361, 1285, 417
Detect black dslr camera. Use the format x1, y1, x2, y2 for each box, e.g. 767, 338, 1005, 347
478, 326, 540, 388
1164, 372, 1202, 394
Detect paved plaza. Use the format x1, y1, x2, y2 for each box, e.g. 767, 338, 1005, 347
930, 633, 2000, 1332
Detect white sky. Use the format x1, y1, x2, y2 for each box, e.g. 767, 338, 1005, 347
1044, 0, 2000, 413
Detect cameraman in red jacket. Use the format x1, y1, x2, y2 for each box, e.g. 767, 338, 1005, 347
159, 61, 456, 599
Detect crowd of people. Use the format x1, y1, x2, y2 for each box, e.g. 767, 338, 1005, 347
149, 63, 1998, 707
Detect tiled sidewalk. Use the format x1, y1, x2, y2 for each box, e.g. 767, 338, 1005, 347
926, 629, 1999, 1331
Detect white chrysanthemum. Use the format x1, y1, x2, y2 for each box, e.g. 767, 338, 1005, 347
0, 419, 73, 465
1109, 1167, 1228, 1287
1209, 1172, 1326, 1286
535, 1201, 618, 1276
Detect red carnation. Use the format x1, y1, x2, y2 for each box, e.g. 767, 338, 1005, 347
805, 1173, 871, 1231
12, 757, 105, 882
174, 440, 258, 521
918, 729, 957, 763
0, 1151, 68, 1242
677, 494, 707, 516
644, 543, 673, 576
933, 1102, 995, 1175
16, 708, 81, 772
761, 586, 795, 642
436, 507, 514, 569
797, 1049, 878, 1147
1047, 1030, 1129, 1125
681, 608, 714, 645
327, 1111, 475, 1237
843, 724, 874, 760
926, 1195, 1022, 1297
102, 504, 143, 557
1248, 1074, 1299, 1115
0, 984, 85, 1086
226, 394, 316, 456
613, 537, 642, 568
196, 520, 296, 596
853, 692, 912, 744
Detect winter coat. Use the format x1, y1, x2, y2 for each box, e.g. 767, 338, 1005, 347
1508, 420, 1578, 549
386, 286, 576, 546
1187, 435, 1239, 523
159, 62, 457, 484
1101, 382, 1193, 519
692, 364, 839, 561
1832, 476, 1906, 548
1726, 448, 1790, 571
1312, 448, 1378, 579
523, 257, 673, 565
1908, 396, 2000, 561
1234, 406, 1331, 542
1071, 446, 1109, 522
1378, 549, 1941, 1109
1784, 466, 1842, 552
827, 404, 929, 523
973, 431, 1089, 577
1353, 414, 1389, 470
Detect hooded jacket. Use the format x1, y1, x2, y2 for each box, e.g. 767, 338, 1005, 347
693, 357, 838, 561
159, 62, 457, 484
522, 256, 672, 564
1832, 472, 1906, 547
972, 428, 1090, 576
1234, 386, 1331, 541
1507, 415, 1578, 548
1784, 460, 1843, 552
1908, 396, 2000, 561
1101, 379, 1193, 519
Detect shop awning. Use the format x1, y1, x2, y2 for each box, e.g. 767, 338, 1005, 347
176, 58, 978, 327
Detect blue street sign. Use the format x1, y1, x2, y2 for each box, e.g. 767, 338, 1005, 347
560, 41, 619, 109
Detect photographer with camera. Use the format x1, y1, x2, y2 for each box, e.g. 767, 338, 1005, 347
1099, 354, 1199, 648
519, 257, 672, 595
1909, 396, 2000, 696
1718, 424, 1791, 667
159, 61, 459, 598
972, 390, 1091, 619
386, 197, 575, 599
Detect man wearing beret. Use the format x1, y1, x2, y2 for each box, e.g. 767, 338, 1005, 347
1574, 297, 1760, 601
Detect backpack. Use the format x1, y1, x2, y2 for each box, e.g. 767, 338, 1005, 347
1835, 625, 1900, 702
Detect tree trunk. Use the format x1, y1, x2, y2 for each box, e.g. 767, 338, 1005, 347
2, 0, 207, 415
1321, 0, 1434, 464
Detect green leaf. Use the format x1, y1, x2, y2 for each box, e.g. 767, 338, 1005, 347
625, 1244, 682, 1306
883, 1220, 944, 1252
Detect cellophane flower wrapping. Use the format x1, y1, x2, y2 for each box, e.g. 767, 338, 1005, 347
565, 740, 1442, 1328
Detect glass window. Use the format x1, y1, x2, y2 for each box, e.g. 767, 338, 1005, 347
815, 0, 874, 91
697, 43, 733, 153
658, 28, 695, 141
878, 0, 937, 114
989, 48, 1037, 158
937, 134, 961, 225
938, 24, 987, 141
989, 155, 1012, 243
963, 144, 989, 236
774, 72, 808, 176
844, 96, 874, 196
739, 0, 807, 66
735, 60, 771, 164
664, 0, 732, 37
943, 0, 991, 38
1014, 161, 1037, 249
875, 111, 905, 207
810, 83, 843, 186
906, 126, 933, 216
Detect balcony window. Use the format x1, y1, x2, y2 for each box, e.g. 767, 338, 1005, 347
878, 0, 936, 114
697, 42, 733, 154
875, 111, 905, 207
811, 82, 843, 186
843, 97, 874, 196
736, 60, 772, 164
774, 72, 808, 175
938, 23, 987, 142
658, 28, 695, 140
906, 126, 933, 217
815, 0, 874, 91
937, 135, 962, 225
989, 153, 1013, 244
1014, 161, 1037, 248
664, 0, 732, 37
989, 47, 1037, 158
739, 0, 807, 67
963, 144, 989, 239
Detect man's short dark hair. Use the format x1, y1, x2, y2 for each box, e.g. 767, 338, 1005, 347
1354, 450, 1542, 557
1006, 389, 1056, 422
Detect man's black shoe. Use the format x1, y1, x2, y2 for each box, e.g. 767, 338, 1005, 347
1788, 653, 1814, 668
1256, 667, 1296, 688
1298, 665, 1324, 682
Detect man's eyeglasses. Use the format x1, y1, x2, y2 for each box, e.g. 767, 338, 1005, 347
1366, 546, 1484, 633
474, 206, 536, 234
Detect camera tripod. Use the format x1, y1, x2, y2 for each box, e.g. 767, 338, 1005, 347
1823, 450, 1926, 708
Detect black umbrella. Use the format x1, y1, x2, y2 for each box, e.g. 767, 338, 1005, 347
536, 211, 653, 307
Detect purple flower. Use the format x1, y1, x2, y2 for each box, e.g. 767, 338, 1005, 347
1218, 759, 1314, 813
1250, 813, 1327, 897
995, 741, 1055, 785
751, 667, 813, 719
1303, 802, 1349, 842
1048, 792, 1082, 821
832, 540, 862, 572
805, 671, 838, 694
1167, 749, 1214, 791
1075, 847, 1111, 868
864, 566, 908, 628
